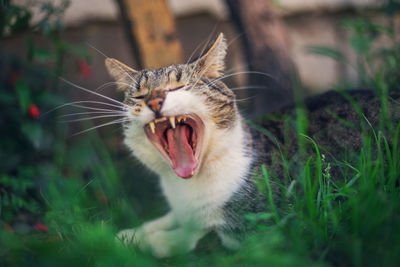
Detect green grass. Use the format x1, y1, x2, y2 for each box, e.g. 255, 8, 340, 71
1, 95, 400, 267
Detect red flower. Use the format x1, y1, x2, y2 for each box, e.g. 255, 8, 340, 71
29, 104, 40, 119
78, 59, 92, 78
34, 221, 48, 233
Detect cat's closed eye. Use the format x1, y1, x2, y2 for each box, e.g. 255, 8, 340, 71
131, 85, 183, 100
133, 95, 146, 99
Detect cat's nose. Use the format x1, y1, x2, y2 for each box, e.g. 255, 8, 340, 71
147, 97, 164, 113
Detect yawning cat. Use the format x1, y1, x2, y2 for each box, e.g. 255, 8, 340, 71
106, 33, 261, 257
105, 32, 400, 258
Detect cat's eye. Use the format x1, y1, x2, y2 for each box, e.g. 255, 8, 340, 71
169, 85, 184, 92
133, 95, 146, 99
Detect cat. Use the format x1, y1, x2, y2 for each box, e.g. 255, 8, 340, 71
105, 33, 400, 258
105, 33, 263, 257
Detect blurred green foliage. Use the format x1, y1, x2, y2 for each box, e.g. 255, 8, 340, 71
0, 0, 91, 226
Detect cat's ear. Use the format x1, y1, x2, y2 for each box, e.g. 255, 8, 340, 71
105, 58, 138, 91
191, 33, 227, 78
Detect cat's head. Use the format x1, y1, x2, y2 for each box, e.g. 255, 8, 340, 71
105, 33, 239, 179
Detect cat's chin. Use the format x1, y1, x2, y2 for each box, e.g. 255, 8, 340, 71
144, 114, 204, 179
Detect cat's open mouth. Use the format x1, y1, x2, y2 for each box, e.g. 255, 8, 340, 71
144, 115, 204, 179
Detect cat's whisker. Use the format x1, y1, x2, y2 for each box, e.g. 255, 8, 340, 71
87, 43, 109, 58
226, 32, 244, 49
95, 81, 134, 92
59, 110, 127, 118
185, 29, 222, 83
208, 71, 276, 87
224, 63, 250, 77
230, 85, 267, 91
87, 43, 139, 87
59, 77, 130, 109
189, 70, 269, 98
70, 118, 130, 137
185, 40, 208, 66
60, 113, 127, 123
43, 100, 126, 116
68, 104, 126, 113
235, 96, 257, 102
185, 23, 220, 65
107, 61, 138, 87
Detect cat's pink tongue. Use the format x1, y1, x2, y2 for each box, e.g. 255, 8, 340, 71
166, 125, 197, 178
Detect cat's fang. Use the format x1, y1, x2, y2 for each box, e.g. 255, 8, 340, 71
170, 117, 176, 129
149, 122, 156, 134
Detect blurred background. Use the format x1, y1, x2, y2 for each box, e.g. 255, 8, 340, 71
1, 0, 400, 263
4, 0, 395, 110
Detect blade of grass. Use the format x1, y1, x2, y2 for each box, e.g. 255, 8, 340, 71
261, 165, 280, 224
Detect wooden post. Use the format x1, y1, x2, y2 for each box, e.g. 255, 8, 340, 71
226, 0, 295, 116
116, 0, 183, 69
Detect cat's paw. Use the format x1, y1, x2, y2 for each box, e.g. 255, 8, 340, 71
116, 226, 203, 258
116, 227, 148, 249
145, 228, 203, 258
116, 228, 173, 258
146, 231, 175, 258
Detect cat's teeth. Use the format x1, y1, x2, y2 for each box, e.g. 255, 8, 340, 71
155, 117, 167, 123
176, 116, 187, 123
169, 116, 176, 129
149, 122, 156, 134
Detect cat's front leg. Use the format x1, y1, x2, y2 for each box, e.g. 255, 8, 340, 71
145, 227, 208, 258
117, 212, 176, 246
